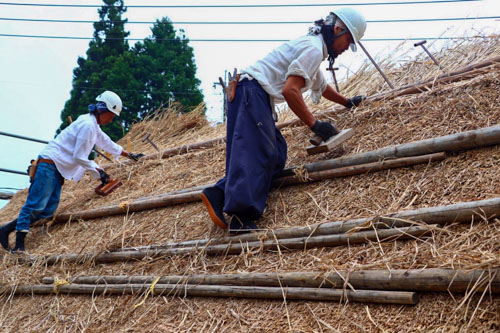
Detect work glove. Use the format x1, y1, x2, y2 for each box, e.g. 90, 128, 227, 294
311, 120, 339, 142
345, 95, 366, 108
128, 153, 145, 162
98, 169, 110, 185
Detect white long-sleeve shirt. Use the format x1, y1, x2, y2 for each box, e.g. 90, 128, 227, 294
40, 113, 122, 182
242, 34, 328, 105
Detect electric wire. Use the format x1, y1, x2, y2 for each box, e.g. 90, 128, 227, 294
0, 0, 482, 8
0, 16, 497, 24
0, 34, 492, 42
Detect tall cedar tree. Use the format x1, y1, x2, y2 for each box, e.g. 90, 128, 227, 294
132, 18, 203, 119
57, 1, 204, 141
57, 0, 130, 141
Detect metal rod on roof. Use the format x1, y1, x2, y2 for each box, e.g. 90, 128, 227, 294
357, 41, 395, 89
0, 130, 112, 162
0, 130, 49, 144
0, 167, 28, 176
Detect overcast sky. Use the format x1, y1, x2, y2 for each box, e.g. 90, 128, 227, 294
0, 0, 498, 210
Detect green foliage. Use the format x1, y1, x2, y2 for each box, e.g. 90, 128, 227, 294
57, 0, 204, 142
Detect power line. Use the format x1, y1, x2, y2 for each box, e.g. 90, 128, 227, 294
0, 16, 498, 25
0, 0, 482, 8
0, 33, 491, 42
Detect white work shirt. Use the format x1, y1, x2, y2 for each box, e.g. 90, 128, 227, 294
39, 113, 122, 182
242, 34, 328, 105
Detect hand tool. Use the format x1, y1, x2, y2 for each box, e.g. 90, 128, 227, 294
358, 41, 395, 89
306, 128, 355, 155
142, 133, 161, 154
95, 179, 122, 196
414, 40, 448, 73
225, 68, 240, 102
94, 169, 122, 196
326, 66, 340, 92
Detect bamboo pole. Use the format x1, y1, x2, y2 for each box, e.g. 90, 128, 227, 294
29, 225, 433, 265
41, 269, 500, 293
51, 191, 201, 224
121, 197, 500, 251
274, 152, 446, 187
279, 125, 500, 177
46, 124, 499, 225
102, 56, 500, 169
0, 283, 418, 305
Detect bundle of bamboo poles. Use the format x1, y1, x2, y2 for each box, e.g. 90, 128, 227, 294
48, 151, 449, 225
4, 269, 497, 305
26, 224, 435, 265
44, 124, 500, 225
25, 195, 500, 266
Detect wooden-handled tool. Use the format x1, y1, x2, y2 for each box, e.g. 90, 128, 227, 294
306, 128, 355, 155
95, 179, 122, 196
309, 135, 323, 146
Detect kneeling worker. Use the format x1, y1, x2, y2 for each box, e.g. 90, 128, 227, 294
201, 8, 367, 234
0, 90, 143, 252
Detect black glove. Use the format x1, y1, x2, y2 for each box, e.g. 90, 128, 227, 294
128, 153, 145, 162
98, 169, 110, 185
345, 95, 366, 108
311, 120, 339, 142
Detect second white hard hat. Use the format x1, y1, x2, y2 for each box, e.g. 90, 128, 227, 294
332, 8, 367, 52
96, 90, 122, 116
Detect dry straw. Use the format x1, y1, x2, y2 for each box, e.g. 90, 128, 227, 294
0, 35, 499, 331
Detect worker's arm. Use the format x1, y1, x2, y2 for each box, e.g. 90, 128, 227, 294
323, 84, 366, 108
283, 75, 338, 141
282, 75, 316, 128
322, 84, 349, 106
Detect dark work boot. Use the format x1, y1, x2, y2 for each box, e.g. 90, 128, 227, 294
229, 214, 258, 235
0, 219, 17, 250
10, 231, 27, 253
200, 187, 227, 229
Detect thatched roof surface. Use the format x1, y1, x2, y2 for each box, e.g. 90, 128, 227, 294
0, 36, 499, 332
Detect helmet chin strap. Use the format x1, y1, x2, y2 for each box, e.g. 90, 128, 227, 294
320, 14, 347, 70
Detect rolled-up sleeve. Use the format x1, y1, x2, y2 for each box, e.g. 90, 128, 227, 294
285, 43, 323, 87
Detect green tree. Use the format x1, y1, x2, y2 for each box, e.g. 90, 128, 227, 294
57, 1, 204, 142
132, 18, 204, 119
57, 0, 132, 141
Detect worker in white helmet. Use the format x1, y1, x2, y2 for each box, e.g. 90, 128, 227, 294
0, 91, 143, 253
201, 8, 367, 234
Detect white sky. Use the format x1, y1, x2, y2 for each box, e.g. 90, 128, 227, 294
0, 0, 498, 210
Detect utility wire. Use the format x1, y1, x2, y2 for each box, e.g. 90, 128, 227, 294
0, 16, 497, 24
0, 34, 491, 42
0, 0, 482, 8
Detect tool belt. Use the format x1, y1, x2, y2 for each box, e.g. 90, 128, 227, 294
28, 158, 64, 185
226, 73, 241, 102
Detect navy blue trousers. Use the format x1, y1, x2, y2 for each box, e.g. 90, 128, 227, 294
215, 79, 287, 220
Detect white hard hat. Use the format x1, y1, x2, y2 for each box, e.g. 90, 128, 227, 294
96, 90, 122, 116
333, 8, 367, 52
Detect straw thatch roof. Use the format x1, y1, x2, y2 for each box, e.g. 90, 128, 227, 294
0, 36, 499, 332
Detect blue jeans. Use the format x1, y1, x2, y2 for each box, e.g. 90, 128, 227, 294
16, 160, 63, 231
215, 79, 287, 220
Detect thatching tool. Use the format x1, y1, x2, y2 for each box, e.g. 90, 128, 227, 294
142, 133, 160, 154
95, 169, 122, 196
357, 41, 395, 89
414, 40, 447, 73
306, 128, 354, 155
326, 66, 340, 92
94, 179, 122, 196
